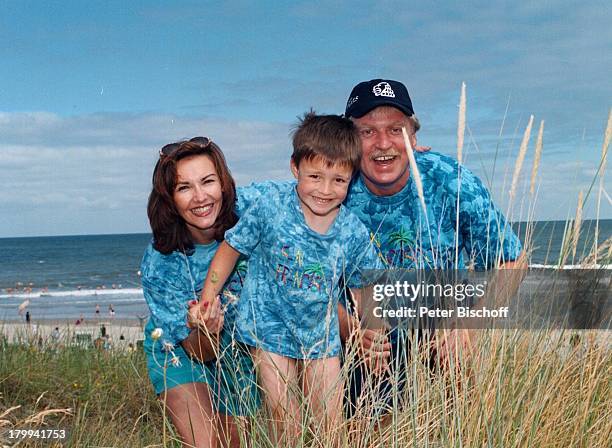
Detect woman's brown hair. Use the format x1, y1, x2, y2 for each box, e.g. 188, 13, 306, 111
147, 138, 238, 255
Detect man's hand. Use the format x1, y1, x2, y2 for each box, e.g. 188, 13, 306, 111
435, 328, 474, 367
187, 296, 224, 335
351, 327, 392, 375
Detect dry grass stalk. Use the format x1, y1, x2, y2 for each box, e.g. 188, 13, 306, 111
529, 120, 544, 195
509, 115, 534, 200
0, 405, 21, 426
454, 83, 467, 266
572, 190, 584, 261
457, 81, 466, 164
524, 119, 544, 252
593, 108, 611, 261
602, 107, 612, 156
559, 218, 573, 266
402, 127, 426, 214
23, 407, 73, 425
580, 236, 612, 267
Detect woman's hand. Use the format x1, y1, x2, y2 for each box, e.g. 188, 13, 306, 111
181, 297, 223, 363
187, 296, 224, 335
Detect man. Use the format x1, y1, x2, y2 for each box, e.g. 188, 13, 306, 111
339, 79, 523, 416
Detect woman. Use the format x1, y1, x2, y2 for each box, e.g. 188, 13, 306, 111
141, 137, 257, 448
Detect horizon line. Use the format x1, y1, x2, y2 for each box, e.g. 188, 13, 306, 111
1, 218, 611, 240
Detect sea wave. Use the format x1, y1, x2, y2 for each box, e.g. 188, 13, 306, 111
529, 264, 611, 269
2, 264, 609, 300
0, 288, 143, 300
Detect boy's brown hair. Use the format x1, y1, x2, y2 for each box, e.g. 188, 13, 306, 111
291, 111, 361, 172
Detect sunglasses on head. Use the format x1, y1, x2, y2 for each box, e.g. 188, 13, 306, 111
159, 136, 213, 157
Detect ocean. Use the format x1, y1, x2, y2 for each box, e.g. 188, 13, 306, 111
1, 220, 610, 321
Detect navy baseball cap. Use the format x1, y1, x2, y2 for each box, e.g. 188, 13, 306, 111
345, 79, 415, 118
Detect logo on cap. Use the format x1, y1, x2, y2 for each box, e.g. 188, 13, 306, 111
346, 95, 359, 109
372, 82, 395, 98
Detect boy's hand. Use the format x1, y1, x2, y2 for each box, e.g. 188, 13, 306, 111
187, 296, 224, 334
414, 145, 431, 152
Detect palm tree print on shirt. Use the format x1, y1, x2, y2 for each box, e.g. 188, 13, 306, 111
234, 259, 248, 286
388, 226, 415, 265
303, 263, 325, 292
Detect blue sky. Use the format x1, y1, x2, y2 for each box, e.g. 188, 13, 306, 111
1, 0, 610, 237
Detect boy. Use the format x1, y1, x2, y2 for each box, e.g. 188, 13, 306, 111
197, 112, 381, 443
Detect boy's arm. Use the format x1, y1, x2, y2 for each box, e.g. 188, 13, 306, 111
201, 241, 241, 303
338, 301, 357, 343
186, 241, 241, 354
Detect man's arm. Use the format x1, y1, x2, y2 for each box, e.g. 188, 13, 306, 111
497, 255, 527, 271
339, 288, 391, 374
436, 160, 527, 363
437, 253, 528, 364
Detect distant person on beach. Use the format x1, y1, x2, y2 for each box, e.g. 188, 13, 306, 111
95, 304, 100, 316
142, 137, 257, 447
51, 327, 60, 344
338, 79, 524, 417
25, 311, 31, 324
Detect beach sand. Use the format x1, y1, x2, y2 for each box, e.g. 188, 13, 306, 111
0, 318, 146, 350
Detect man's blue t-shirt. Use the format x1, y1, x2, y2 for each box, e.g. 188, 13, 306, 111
344, 151, 522, 269
226, 181, 382, 359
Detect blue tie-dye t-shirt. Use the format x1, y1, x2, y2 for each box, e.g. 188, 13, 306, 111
344, 151, 521, 269
141, 181, 289, 350
141, 241, 248, 349
225, 181, 382, 359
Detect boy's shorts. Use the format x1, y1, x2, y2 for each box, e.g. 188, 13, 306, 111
145, 330, 260, 417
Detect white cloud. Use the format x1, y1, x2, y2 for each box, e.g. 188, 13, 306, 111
0, 111, 291, 237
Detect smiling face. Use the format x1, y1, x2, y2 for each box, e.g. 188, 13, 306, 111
353, 106, 417, 196
173, 154, 223, 244
291, 156, 353, 232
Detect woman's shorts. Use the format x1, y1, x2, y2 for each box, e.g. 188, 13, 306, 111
144, 330, 259, 417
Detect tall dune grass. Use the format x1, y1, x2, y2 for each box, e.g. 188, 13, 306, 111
1, 89, 610, 447
0, 327, 609, 447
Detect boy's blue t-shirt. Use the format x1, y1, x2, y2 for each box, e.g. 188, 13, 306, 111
344, 151, 522, 269
226, 181, 382, 359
